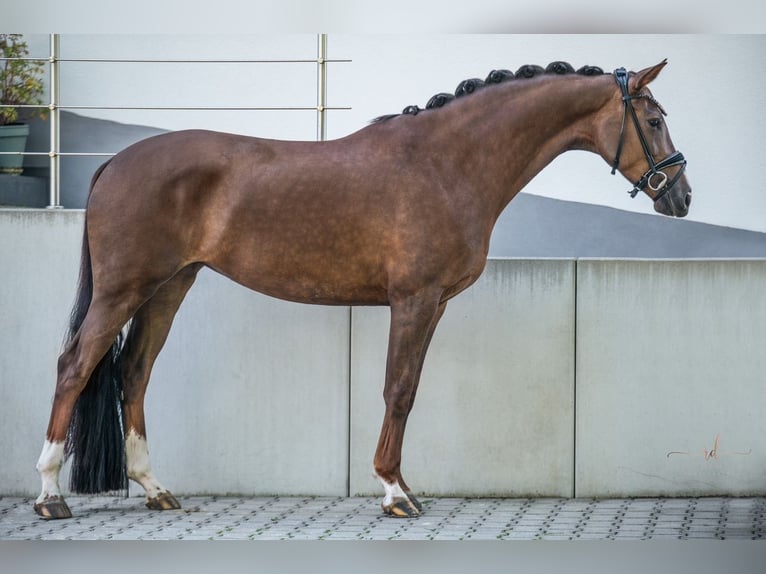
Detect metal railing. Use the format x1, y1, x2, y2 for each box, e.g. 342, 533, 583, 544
0, 34, 350, 208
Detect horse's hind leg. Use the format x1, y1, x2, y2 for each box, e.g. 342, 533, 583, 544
34, 290, 149, 519
120, 265, 200, 510
374, 293, 447, 518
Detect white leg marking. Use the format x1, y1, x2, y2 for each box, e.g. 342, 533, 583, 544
126, 429, 168, 500
374, 471, 408, 507
36, 440, 65, 504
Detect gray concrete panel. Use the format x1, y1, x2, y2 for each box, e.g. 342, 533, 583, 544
0, 210, 83, 495
349, 259, 576, 497
576, 259, 766, 496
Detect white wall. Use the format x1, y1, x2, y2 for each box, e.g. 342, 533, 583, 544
1, 211, 763, 498
14, 34, 766, 232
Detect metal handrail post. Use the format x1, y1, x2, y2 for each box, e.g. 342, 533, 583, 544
317, 34, 327, 142
47, 33, 61, 209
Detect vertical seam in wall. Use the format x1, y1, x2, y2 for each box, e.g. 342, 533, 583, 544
347, 306, 352, 497
573, 258, 578, 499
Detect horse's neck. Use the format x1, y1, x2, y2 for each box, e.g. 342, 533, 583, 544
443, 75, 614, 219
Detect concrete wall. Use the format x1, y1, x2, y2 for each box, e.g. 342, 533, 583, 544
1, 210, 764, 498
576, 259, 766, 497
0, 210, 82, 496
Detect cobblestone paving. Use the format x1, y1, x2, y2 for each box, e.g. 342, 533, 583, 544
2, 496, 765, 540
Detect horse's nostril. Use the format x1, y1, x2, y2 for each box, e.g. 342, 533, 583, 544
685, 192, 692, 208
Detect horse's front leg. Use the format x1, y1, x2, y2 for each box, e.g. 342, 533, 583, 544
374, 293, 447, 518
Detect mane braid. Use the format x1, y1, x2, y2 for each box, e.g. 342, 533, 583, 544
370, 61, 605, 123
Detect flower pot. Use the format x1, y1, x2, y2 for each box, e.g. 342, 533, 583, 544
0, 123, 30, 175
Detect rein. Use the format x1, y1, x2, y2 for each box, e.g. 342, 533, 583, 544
610, 67, 686, 203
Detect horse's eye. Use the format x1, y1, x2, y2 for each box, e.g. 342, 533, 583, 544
648, 118, 662, 128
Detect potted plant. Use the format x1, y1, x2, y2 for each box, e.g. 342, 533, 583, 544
0, 34, 47, 175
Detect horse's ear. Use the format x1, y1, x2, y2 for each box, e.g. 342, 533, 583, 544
629, 59, 668, 92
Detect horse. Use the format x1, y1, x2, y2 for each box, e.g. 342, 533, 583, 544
33, 60, 691, 520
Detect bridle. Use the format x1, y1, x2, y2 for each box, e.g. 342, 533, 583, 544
611, 67, 687, 203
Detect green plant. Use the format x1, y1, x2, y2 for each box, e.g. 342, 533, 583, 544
0, 34, 47, 126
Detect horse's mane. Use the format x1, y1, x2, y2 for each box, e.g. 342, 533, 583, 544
371, 61, 605, 123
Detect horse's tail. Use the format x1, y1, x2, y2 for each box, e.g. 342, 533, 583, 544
64, 160, 129, 495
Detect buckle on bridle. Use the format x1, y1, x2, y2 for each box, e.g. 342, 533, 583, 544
648, 171, 668, 192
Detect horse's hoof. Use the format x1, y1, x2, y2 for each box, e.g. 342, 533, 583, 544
406, 492, 423, 513
382, 496, 421, 518
33, 496, 72, 520
145, 491, 181, 511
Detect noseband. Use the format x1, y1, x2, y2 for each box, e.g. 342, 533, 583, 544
611, 67, 686, 202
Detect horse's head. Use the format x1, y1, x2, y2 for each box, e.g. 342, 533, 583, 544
598, 60, 692, 217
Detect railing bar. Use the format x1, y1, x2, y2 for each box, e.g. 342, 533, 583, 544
60, 58, 351, 64
0, 152, 113, 157
0, 104, 50, 108
24, 152, 116, 157
0, 153, 116, 157
0, 152, 52, 156
0, 57, 352, 64
0, 57, 50, 62
0, 104, 352, 110
58, 153, 117, 157
57, 106, 352, 111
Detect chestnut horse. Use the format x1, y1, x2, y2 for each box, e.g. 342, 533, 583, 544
34, 60, 690, 519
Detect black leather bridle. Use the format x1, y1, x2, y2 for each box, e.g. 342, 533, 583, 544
611, 67, 687, 203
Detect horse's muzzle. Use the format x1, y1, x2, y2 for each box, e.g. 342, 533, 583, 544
655, 186, 691, 218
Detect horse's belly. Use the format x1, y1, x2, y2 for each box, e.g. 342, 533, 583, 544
207, 254, 391, 306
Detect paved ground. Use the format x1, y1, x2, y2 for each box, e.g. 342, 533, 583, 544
2, 495, 765, 540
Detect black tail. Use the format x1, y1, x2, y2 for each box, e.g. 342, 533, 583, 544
64, 161, 129, 495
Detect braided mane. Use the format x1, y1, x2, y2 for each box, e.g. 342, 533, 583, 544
372, 61, 605, 123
